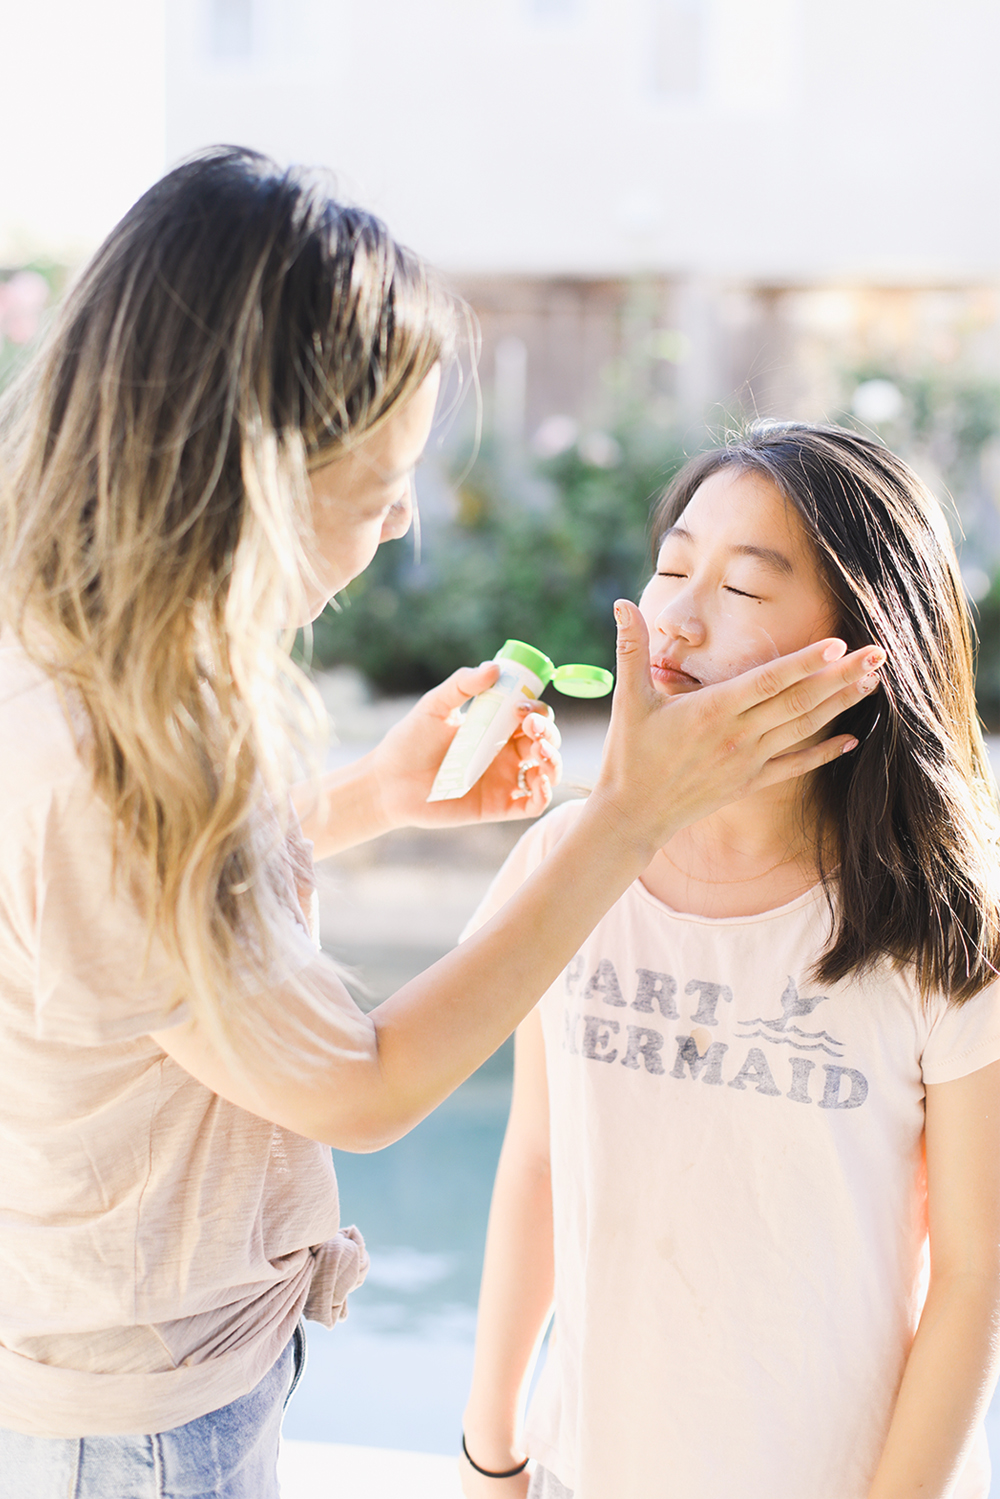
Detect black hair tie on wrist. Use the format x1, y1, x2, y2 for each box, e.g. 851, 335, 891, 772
462, 1432, 530, 1478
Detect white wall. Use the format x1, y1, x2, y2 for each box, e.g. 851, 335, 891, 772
166, 0, 1000, 283
0, 0, 166, 261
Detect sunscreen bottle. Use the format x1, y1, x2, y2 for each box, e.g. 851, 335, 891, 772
427, 639, 613, 802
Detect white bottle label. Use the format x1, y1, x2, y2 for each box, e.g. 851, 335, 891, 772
427, 662, 543, 801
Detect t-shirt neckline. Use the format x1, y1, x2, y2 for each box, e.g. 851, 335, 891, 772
633, 873, 830, 928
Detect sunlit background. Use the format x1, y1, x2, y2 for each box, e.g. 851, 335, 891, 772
4, 1, 1000, 1489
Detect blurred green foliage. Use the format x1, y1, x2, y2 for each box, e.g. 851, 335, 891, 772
308, 423, 688, 695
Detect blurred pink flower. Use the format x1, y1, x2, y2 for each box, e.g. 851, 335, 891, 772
0, 271, 49, 345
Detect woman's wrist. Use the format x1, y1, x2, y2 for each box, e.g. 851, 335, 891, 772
576, 782, 671, 874
294, 752, 402, 859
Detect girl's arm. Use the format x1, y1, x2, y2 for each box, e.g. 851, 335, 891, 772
867, 1058, 1000, 1499
293, 662, 559, 862
153, 612, 881, 1149
460, 1007, 554, 1498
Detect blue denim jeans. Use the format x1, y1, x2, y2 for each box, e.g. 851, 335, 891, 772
0, 1323, 306, 1499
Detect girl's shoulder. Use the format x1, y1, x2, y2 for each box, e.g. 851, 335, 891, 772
462, 799, 587, 941
520, 797, 586, 854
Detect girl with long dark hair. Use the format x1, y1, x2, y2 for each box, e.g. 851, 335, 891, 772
462, 423, 1000, 1499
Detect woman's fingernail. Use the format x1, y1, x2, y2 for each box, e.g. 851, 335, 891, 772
842, 737, 859, 754
859, 672, 880, 692
864, 651, 885, 669
823, 641, 846, 661
614, 602, 628, 626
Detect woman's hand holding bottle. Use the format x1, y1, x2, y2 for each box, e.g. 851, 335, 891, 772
367, 661, 562, 830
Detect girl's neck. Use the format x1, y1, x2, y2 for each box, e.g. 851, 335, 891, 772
641, 780, 832, 919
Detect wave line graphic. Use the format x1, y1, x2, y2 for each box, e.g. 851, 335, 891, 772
736, 1028, 843, 1058
741, 1018, 844, 1044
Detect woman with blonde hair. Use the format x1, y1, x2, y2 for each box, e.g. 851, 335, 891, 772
0, 148, 879, 1496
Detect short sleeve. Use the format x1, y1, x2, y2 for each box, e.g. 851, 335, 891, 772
34, 778, 316, 1047
460, 799, 586, 942
920, 980, 1000, 1085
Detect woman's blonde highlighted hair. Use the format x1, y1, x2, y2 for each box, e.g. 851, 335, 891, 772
0, 146, 459, 1061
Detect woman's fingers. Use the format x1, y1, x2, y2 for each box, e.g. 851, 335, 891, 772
423, 660, 501, 718
725, 636, 850, 713
593, 602, 888, 842
509, 703, 562, 794
735, 643, 884, 743
758, 667, 881, 760
751, 733, 861, 790
520, 704, 561, 748
612, 600, 658, 709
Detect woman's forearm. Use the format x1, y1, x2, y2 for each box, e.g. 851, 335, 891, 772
365, 790, 656, 1143
154, 787, 657, 1148
292, 754, 392, 861
867, 1271, 1000, 1498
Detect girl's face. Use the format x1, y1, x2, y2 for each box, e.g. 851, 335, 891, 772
640, 465, 837, 694
302, 365, 441, 621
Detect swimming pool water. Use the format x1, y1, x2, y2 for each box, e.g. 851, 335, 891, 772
281, 1039, 513, 1454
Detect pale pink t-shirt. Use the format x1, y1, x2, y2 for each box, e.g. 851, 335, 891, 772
469, 800, 1000, 1499
0, 641, 369, 1437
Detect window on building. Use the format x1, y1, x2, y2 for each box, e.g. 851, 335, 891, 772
651, 0, 705, 98
210, 0, 253, 61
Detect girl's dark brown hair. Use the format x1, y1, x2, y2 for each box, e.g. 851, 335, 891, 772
651, 422, 1000, 1004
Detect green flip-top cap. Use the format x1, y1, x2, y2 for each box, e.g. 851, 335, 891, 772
552, 663, 614, 698
497, 640, 613, 699
497, 639, 556, 687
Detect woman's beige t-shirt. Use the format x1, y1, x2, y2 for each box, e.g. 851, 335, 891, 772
0, 641, 369, 1437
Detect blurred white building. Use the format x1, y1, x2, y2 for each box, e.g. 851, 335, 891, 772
164, 0, 1000, 431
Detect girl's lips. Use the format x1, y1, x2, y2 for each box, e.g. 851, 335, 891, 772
651, 659, 702, 687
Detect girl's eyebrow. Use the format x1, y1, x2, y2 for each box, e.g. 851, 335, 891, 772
731, 543, 795, 577
662, 524, 794, 577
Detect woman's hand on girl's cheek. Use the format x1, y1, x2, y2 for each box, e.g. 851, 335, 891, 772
597, 599, 884, 852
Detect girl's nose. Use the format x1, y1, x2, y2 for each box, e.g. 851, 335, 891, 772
654, 599, 706, 647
